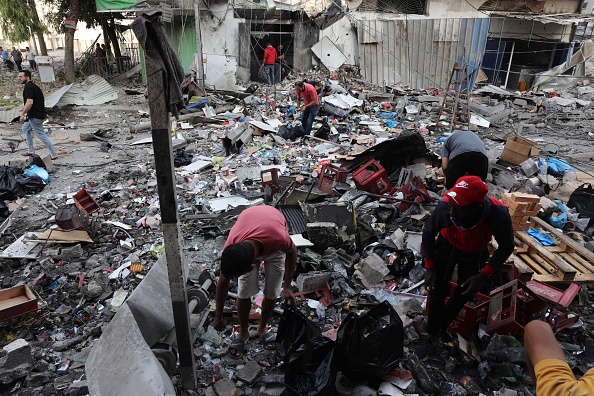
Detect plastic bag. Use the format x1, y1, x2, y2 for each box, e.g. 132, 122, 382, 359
526, 228, 556, 246
279, 125, 305, 141
15, 174, 46, 194
173, 149, 193, 167
24, 164, 50, 184
314, 122, 330, 140
546, 158, 572, 176
276, 305, 336, 396
545, 199, 567, 229
27, 154, 46, 169
568, 184, 594, 220
0, 166, 26, 200
336, 300, 403, 380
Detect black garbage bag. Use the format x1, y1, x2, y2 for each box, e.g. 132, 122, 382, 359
27, 154, 46, 169
0, 200, 9, 223
336, 300, 403, 380
285, 336, 336, 396
173, 149, 193, 167
314, 122, 330, 140
568, 183, 594, 221
279, 125, 305, 141
276, 305, 336, 396
0, 166, 26, 200
15, 174, 46, 195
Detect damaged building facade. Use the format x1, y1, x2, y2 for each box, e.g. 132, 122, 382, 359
96, 0, 594, 90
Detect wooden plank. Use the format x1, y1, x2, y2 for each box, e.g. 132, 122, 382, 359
546, 246, 567, 253
520, 253, 550, 275
532, 216, 594, 263
533, 273, 594, 283
508, 254, 534, 276
569, 253, 594, 273
516, 231, 577, 279
560, 253, 589, 274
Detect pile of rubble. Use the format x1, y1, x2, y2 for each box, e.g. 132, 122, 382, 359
0, 67, 593, 396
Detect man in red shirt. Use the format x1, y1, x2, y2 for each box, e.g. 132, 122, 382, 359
262, 42, 277, 85
295, 81, 320, 135
211, 206, 297, 358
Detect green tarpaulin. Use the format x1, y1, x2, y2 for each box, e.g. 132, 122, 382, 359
96, 0, 137, 12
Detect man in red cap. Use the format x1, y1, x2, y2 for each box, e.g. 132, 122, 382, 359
421, 175, 514, 335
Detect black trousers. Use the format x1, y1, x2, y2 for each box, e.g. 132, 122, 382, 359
445, 151, 489, 189
427, 235, 489, 335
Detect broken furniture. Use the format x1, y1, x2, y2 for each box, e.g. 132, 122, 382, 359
0, 285, 38, 322
507, 216, 594, 283
73, 188, 100, 214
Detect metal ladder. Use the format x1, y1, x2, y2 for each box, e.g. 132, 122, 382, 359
438, 63, 471, 132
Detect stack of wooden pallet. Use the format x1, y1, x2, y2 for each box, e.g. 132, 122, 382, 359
502, 192, 541, 231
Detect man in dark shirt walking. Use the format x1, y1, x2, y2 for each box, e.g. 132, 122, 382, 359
10, 47, 23, 72
18, 70, 58, 159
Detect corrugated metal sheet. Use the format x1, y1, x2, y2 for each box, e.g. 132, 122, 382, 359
357, 18, 490, 90
45, 75, 118, 108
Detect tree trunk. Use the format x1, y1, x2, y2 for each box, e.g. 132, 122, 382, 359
37, 33, 48, 56
30, 1, 47, 55
64, 0, 80, 84
106, 18, 123, 73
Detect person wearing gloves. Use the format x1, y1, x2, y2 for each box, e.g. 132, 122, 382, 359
421, 175, 514, 336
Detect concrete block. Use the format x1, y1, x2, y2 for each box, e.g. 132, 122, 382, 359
41, 154, 54, 173
237, 360, 261, 384
354, 253, 389, 288
306, 222, 350, 251
469, 101, 505, 117
486, 108, 513, 123
0, 339, 33, 384
214, 378, 237, 396
297, 271, 333, 292
494, 171, 520, 190
517, 113, 533, 120
513, 99, 528, 107
8, 158, 27, 169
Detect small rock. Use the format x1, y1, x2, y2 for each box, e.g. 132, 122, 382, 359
214, 378, 237, 396
237, 360, 261, 384
26, 372, 52, 387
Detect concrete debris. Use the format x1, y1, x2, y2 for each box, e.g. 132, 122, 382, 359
2, 42, 594, 396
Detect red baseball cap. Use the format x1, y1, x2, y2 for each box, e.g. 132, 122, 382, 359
444, 176, 488, 206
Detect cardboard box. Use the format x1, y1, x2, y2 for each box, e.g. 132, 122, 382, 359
500, 136, 540, 165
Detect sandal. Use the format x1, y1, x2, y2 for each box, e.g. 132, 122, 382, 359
229, 338, 245, 358
51, 154, 59, 160
259, 332, 276, 350
22, 152, 34, 156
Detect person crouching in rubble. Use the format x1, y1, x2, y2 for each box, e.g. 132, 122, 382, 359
421, 175, 514, 336
211, 206, 297, 358
524, 319, 594, 394
441, 130, 489, 189
295, 80, 319, 135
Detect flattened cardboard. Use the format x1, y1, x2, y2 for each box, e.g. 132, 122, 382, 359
39, 229, 93, 243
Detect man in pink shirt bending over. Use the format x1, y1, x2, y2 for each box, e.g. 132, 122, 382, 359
295, 80, 319, 135
211, 205, 297, 358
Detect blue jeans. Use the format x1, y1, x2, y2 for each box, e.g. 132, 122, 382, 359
23, 118, 57, 155
301, 104, 319, 135
265, 64, 275, 85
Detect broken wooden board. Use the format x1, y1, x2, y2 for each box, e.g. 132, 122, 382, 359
38, 229, 94, 243
511, 216, 594, 283
0, 233, 43, 259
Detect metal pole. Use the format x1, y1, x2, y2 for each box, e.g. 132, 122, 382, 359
145, 62, 197, 389
193, 0, 206, 90
504, 41, 515, 89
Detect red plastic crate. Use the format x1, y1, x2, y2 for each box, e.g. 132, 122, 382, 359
317, 164, 349, 195
352, 159, 392, 194
446, 282, 490, 339
486, 280, 547, 337
73, 188, 100, 214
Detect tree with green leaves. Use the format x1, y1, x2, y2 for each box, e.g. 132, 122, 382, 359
0, 0, 48, 55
